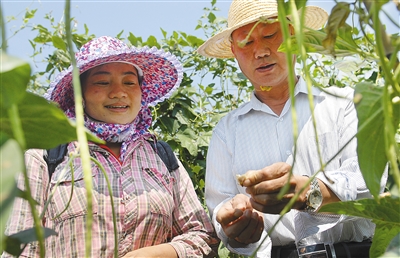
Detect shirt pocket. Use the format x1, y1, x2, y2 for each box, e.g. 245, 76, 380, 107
48, 164, 99, 223
142, 167, 174, 217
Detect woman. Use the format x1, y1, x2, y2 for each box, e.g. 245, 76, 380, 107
3, 36, 219, 257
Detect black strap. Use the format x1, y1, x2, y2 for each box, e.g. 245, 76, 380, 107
44, 143, 68, 179
44, 140, 179, 179
153, 140, 180, 172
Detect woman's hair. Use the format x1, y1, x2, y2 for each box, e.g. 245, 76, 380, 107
80, 69, 90, 88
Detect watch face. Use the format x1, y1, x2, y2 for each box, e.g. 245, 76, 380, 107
310, 190, 323, 208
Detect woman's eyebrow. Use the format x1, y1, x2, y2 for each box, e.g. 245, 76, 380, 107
91, 70, 138, 76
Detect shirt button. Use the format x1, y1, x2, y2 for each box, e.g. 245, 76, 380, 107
286, 150, 291, 155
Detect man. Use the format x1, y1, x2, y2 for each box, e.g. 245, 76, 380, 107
198, 0, 386, 257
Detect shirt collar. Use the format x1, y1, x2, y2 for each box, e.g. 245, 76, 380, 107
236, 77, 323, 117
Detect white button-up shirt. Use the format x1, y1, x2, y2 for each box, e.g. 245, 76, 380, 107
205, 77, 386, 257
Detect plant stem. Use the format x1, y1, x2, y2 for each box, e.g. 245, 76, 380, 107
64, 1, 93, 257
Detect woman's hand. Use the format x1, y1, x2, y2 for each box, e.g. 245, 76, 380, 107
122, 243, 178, 258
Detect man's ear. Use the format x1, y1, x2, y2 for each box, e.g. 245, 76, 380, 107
289, 24, 295, 35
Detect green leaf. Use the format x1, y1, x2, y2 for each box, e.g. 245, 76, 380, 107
145, 35, 160, 48
355, 82, 387, 197
0, 138, 23, 205
208, 12, 216, 23
322, 2, 351, 55
0, 52, 30, 109
159, 116, 180, 134
176, 133, 198, 156
186, 35, 204, 47
0, 184, 19, 255
51, 35, 67, 51
24, 9, 37, 19
4, 227, 58, 256
0, 137, 24, 255
0, 92, 103, 150
116, 30, 124, 38
371, 222, 400, 258
319, 196, 400, 258
127, 33, 142, 47
160, 28, 167, 38
279, 29, 359, 57
197, 132, 212, 147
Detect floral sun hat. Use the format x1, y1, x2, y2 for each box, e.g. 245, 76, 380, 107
44, 36, 183, 159
46, 36, 183, 113
197, 0, 328, 58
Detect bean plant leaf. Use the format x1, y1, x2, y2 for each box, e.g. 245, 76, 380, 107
322, 2, 351, 56
0, 138, 23, 209
354, 82, 399, 197
319, 196, 400, 258
176, 132, 198, 156
4, 227, 58, 256
51, 35, 67, 51
0, 52, 30, 109
0, 92, 102, 150
0, 137, 24, 255
279, 27, 359, 57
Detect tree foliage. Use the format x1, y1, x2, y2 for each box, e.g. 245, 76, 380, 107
1, 0, 399, 257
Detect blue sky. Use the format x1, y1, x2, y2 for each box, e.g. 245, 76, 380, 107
2, 0, 399, 73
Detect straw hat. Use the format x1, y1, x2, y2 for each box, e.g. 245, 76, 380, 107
197, 0, 328, 58
46, 36, 183, 113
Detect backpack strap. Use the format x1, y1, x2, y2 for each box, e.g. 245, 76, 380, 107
44, 143, 68, 179
152, 140, 180, 172
43, 141, 179, 178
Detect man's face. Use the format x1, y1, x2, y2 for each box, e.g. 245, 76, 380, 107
231, 21, 295, 90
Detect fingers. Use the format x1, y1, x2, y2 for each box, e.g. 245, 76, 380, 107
241, 162, 291, 187
245, 174, 309, 213
224, 209, 264, 244
216, 195, 264, 245
245, 176, 294, 196
216, 194, 250, 226
248, 192, 295, 206
250, 197, 288, 214
217, 207, 244, 226
234, 210, 264, 244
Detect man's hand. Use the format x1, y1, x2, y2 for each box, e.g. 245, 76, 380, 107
216, 194, 264, 245
240, 162, 309, 214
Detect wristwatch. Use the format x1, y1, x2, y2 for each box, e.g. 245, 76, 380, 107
305, 178, 323, 212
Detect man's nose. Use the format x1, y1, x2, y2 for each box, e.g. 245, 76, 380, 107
254, 41, 271, 59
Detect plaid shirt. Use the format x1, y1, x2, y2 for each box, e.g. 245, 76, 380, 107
4, 137, 219, 257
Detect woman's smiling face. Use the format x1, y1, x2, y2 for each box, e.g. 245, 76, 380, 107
82, 62, 142, 124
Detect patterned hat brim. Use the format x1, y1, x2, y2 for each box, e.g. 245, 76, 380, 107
45, 46, 183, 112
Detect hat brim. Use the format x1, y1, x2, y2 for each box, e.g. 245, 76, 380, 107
46, 46, 183, 112
197, 6, 328, 59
